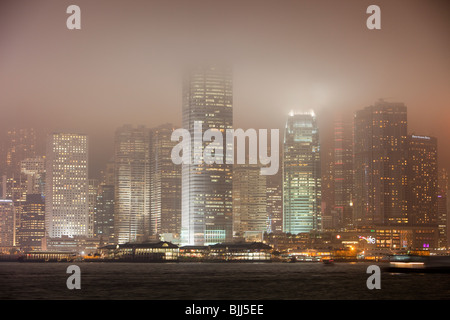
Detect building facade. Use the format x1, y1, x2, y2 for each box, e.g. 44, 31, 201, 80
150, 124, 181, 237
283, 112, 321, 234
181, 65, 233, 245
114, 125, 151, 244
45, 133, 89, 238
407, 135, 438, 226
353, 100, 408, 227
233, 164, 268, 238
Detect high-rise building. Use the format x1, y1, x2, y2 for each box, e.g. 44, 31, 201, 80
21, 156, 45, 196
266, 171, 283, 234
181, 65, 233, 245
5, 128, 37, 178
333, 114, 354, 228
88, 179, 99, 238
233, 164, 268, 238
321, 149, 335, 230
45, 133, 89, 238
437, 168, 449, 248
150, 124, 181, 237
283, 111, 321, 234
94, 184, 115, 245
353, 100, 408, 227
114, 125, 151, 244
407, 135, 438, 226
0, 199, 15, 247
16, 194, 45, 251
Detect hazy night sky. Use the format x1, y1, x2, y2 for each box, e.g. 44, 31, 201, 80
1, 0, 449, 176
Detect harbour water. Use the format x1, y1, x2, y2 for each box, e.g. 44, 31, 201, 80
1, 262, 449, 300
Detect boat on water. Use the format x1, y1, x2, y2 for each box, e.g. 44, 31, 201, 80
386, 255, 450, 273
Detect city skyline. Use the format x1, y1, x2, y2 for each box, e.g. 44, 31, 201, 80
0, 0, 449, 177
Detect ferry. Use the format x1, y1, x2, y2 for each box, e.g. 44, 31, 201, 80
386, 255, 450, 273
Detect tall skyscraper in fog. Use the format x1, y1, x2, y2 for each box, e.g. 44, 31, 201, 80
114, 125, 151, 244
283, 112, 321, 234
407, 135, 438, 225
45, 133, 89, 238
353, 100, 408, 227
181, 65, 233, 245
150, 123, 181, 237
5, 128, 37, 178
437, 168, 448, 248
333, 114, 354, 228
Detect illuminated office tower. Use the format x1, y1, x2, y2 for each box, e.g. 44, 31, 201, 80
407, 135, 438, 226
283, 112, 321, 234
437, 168, 448, 248
94, 184, 115, 244
0, 199, 15, 246
21, 156, 46, 196
233, 164, 268, 238
333, 114, 354, 228
16, 194, 45, 251
114, 125, 151, 244
181, 65, 233, 245
353, 100, 408, 227
45, 133, 89, 238
150, 124, 181, 237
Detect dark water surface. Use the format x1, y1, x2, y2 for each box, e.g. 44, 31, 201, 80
1, 262, 449, 300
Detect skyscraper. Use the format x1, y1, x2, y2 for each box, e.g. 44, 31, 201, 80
16, 194, 45, 251
94, 184, 115, 245
45, 133, 89, 238
353, 100, 408, 227
437, 168, 448, 248
150, 124, 181, 237
88, 179, 99, 238
233, 164, 268, 238
407, 135, 438, 226
5, 128, 37, 178
20, 156, 46, 196
181, 65, 233, 245
114, 125, 151, 244
283, 112, 321, 234
266, 171, 283, 234
0, 199, 15, 247
333, 114, 354, 228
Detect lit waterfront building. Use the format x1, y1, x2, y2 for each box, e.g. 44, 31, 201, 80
353, 100, 408, 227
233, 164, 268, 239
114, 125, 151, 244
150, 124, 181, 237
407, 135, 438, 226
0, 199, 15, 246
283, 111, 321, 234
45, 133, 89, 238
